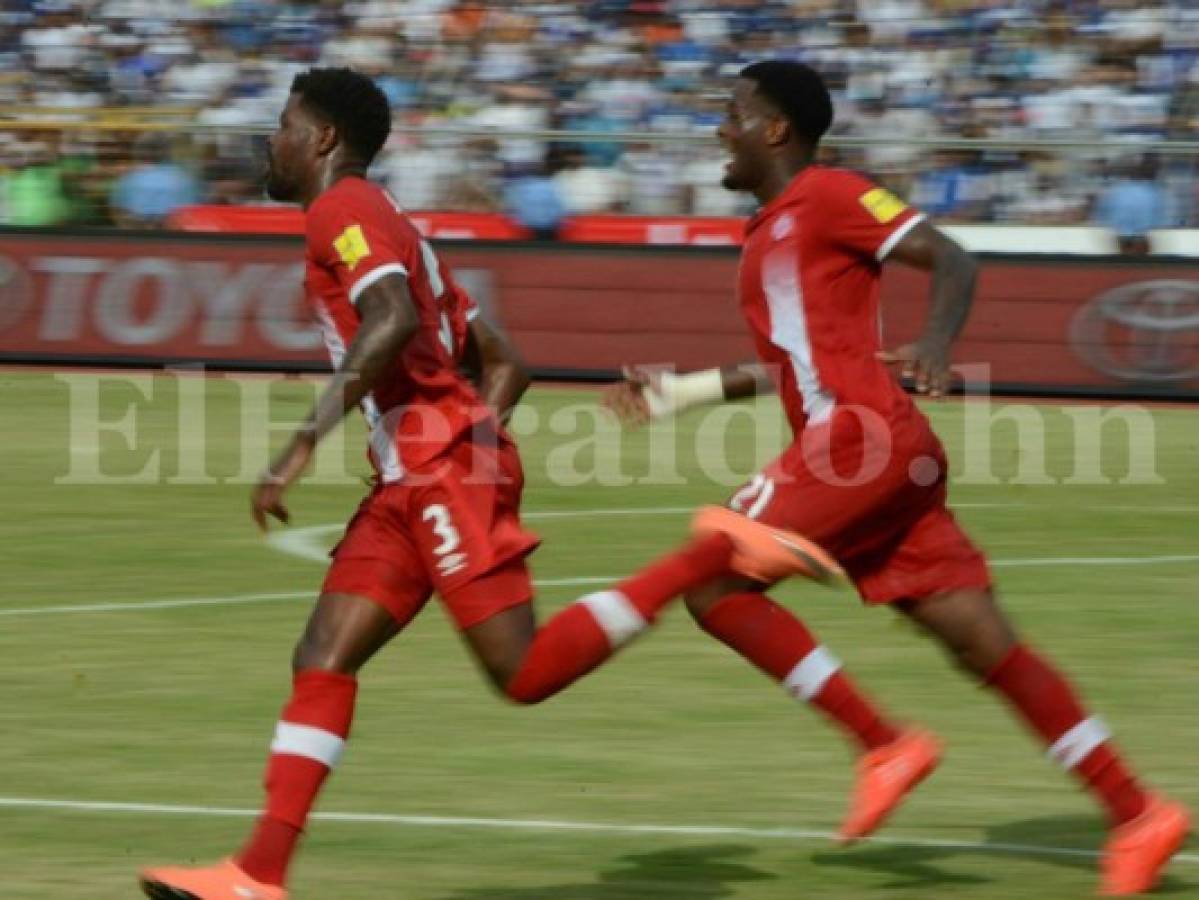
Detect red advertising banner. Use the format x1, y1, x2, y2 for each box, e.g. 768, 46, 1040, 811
1, 230, 1196, 396
168, 206, 531, 241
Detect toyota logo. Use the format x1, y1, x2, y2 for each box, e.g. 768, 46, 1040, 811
1070, 279, 1199, 383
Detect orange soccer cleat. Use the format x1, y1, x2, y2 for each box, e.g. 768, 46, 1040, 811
139, 859, 287, 900
691, 506, 846, 585
838, 728, 943, 843
1100, 795, 1191, 895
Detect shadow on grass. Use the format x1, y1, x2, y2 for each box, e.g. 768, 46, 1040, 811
810, 814, 1194, 894
436, 843, 774, 899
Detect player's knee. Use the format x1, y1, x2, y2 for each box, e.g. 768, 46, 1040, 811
291, 623, 355, 675
684, 585, 725, 623
502, 674, 548, 706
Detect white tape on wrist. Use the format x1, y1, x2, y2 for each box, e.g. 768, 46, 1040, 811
644, 369, 724, 418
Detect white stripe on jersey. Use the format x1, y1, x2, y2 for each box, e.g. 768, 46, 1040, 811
315, 305, 347, 367
361, 395, 405, 484
314, 304, 406, 483
348, 262, 410, 305
761, 244, 836, 425
876, 213, 926, 262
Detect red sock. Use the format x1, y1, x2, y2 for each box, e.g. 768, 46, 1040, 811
506, 534, 734, 704
615, 533, 735, 619
985, 644, 1148, 826
237, 669, 358, 886
699, 592, 900, 752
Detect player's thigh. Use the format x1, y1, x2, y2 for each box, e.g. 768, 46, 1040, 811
319, 487, 437, 665
459, 592, 537, 689
729, 449, 926, 559
897, 587, 1017, 677
409, 445, 539, 631
293, 592, 409, 675
853, 504, 992, 608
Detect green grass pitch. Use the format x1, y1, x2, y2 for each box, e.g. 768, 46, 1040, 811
0, 371, 1196, 898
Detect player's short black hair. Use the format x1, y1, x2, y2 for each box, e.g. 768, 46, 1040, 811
739, 61, 834, 145
291, 67, 392, 164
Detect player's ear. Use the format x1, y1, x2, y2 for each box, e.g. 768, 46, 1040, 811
314, 122, 339, 157
765, 116, 790, 147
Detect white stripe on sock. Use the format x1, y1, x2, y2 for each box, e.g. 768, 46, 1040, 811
783, 646, 842, 701
271, 722, 346, 768
579, 591, 647, 648
1047, 716, 1111, 769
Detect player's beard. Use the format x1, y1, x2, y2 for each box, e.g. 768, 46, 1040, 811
264, 151, 299, 206
721, 161, 747, 191
264, 162, 297, 203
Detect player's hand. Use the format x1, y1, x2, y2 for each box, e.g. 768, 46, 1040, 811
250, 432, 315, 532
878, 341, 954, 399
601, 365, 661, 428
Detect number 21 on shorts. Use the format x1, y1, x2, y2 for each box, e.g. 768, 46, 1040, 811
729, 474, 776, 520
422, 504, 468, 577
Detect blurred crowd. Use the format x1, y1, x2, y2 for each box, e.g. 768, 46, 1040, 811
0, 0, 1197, 236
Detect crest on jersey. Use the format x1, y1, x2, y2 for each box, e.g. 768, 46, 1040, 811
771, 214, 794, 240
333, 224, 371, 270
859, 187, 907, 224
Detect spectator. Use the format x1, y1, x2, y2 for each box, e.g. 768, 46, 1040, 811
109, 135, 201, 229
909, 149, 994, 222
503, 149, 567, 240
2, 136, 71, 227
0, 0, 1196, 229
1094, 155, 1170, 255
553, 145, 627, 214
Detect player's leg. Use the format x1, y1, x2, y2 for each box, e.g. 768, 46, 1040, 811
449, 506, 841, 704
899, 586, 1190, 894
140, 591, 412, 900
686, 575, 903, 752
142, 488, 432, 899
232, 592, 408, 887
461, 530, 738, 702
685, 575, 940, 842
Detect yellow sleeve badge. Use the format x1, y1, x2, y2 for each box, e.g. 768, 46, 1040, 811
333, 224, 371, 270
859, 188, 908, 224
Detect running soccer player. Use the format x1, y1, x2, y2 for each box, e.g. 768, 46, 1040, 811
605, 61, 1190, 896
138, 67, 832, 900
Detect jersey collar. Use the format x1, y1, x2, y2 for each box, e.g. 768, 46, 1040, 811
746, 164, 821, 236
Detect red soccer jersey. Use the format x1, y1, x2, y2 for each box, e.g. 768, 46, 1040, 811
305, 176, 486, 483
738, 165, 929, 441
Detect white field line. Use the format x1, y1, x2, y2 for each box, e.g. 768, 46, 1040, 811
4, 553, 1198, 620
3, 503, 1195, 619
1, 796, 1196, 865
0, 576, 614, 619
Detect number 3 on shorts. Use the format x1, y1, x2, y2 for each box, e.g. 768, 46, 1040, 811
422, 504, 460, 554
422, 504, 468, 577
729, 474, 775, 520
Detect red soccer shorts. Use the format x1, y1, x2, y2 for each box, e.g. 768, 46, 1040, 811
729, 411, 991, 604
322, 434, 541, 629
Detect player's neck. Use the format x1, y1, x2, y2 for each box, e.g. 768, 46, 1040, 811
755, 151, 816, 206
301, 165, 369, 209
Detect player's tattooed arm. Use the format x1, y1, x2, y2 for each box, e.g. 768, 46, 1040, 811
463, 315, 530, 424
880, 220, 979, 398
251, 275, 418, 531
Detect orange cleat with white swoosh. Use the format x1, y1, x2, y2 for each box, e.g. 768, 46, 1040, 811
1100, 795, 1191, 895
838, 727, 943, 843
140, 859, 287, 900
691, 505, 846, 585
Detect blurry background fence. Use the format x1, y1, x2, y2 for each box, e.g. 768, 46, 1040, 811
1, 0, 1199, 249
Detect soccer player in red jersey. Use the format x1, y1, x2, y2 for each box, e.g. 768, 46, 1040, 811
607, 61, 1190, 895
138, 68, 834, 900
